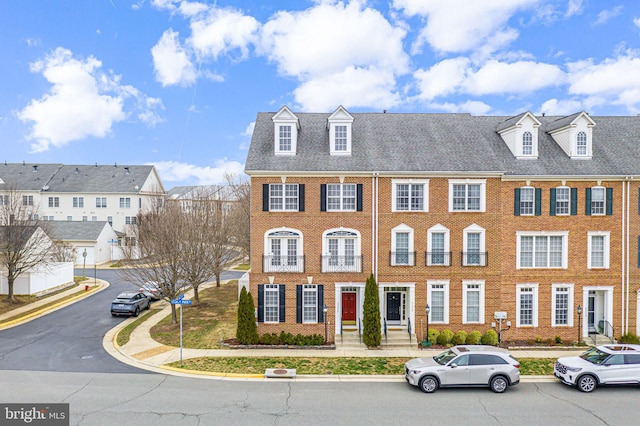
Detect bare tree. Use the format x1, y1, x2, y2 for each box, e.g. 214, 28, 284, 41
0, 188, 54, 302
51, 242, 77, 263
224, 173, 250, 262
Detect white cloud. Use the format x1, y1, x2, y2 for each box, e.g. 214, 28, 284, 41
428, 100, 492, 115
151, 29, 197, 87
414, 57, 470, 100
594, 6, 623, 25
152, 159, 245, 185
539, 98, 584, 116
188, 7, 259, 60
565, 0, 583, 18
463, 60, 565, 95
17, 48, 125, 152
566, 53, 640, 111
634, 17, 640, 29
393, 0, 539, 53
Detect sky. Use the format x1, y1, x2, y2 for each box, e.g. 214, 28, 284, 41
2, 0, 640, 189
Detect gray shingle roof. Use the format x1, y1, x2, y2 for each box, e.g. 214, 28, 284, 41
0, 163, 63, 191
245, 111, 640, 177
46, 221, 111, 242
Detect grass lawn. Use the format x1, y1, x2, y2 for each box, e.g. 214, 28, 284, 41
167, 356, 556, 376
151, 280, 239, 349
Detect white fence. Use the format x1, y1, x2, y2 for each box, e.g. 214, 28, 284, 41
0, 262, 74, 296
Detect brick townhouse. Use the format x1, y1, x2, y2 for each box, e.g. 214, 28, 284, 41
244, 106, 640, 345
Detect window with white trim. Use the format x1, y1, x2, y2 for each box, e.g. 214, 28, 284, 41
449, 180, 485, 212
120, 197, 131, 208
302, 284, 317, 323
427, 280, 449, 323
427, 224, 450, 266
391, 224, 414, 266
555, 187, 570, 215
322, 229, 361, 272
590, 187, 605, 215
588, 231, 610, 269
73, 197, 84, 208
576, 131, 587, 156
92, 216, 97, 221
125, 216, 137, 225
327, 184, 356, 211
269, 184, 299, 211
67, 216, 72, 221
463, 281, 484, 323
264, 284, 279, 323
48, 197, 59, 208
520, 187, 534, 216
463, 224, 486, 266
516, 284, 538, 327
522, 131, 533, 155
96, 197, 107, 208
279, 125, 292, 152
517, 232, 568, 268
392, 179, 428, 212
334, 125, 347, 152
265, 229, 303, 273
22, 195, 33, 206
552, 284, 573, 326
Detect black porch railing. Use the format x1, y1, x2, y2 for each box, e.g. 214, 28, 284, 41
389, 251, 416, 266
425, 251, 452, 266
460, 251, 488, 266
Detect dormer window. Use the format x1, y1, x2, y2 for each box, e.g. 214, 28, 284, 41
522, 131, 533, 155
328, 106, 354, 156
576, 131, 587, 156
496, 111, 540, 159
547, 111, 595, 159
272, 106, 299, 156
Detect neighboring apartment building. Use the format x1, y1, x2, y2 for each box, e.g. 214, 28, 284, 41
166, 185, 238, 213
0, 163, 166, 262
245, 106, 640, 344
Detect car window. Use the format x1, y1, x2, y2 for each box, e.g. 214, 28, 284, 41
453, 355, 470, 366
624, 354, 640, 364
468, 354, 488, 366
605, 354, 624, 365
488, 355, 508, 365
434, 350, 458, 365
579, 347, 610, 365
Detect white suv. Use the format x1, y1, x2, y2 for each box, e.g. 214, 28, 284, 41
404, 345, 521, 393
554, 344, 640, 392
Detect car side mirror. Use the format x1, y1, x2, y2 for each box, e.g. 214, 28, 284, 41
450, 363, 458, 368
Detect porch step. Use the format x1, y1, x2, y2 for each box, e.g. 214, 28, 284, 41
588, 333, 615, 345
381, 330, 417, 348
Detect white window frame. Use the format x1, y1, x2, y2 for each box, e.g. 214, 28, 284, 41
48, 197, 59, 208
427, 224, 450, 266
120, 197, 131, 209
392, 179, 429, 212
516, 231, 568, 269
302, 284, 318, 324
588, 231, 610, 269
269, 183, 299, 212
516, 283, 538, 327
264, 228, 304, 273
96, 197, 107, 208
576, 131, 588, 156
449, 179, 486, 212
522, 131, 533, 156
125, 216, 137, 225
427, 280, 449, 324
462, 224, 486, 266
555, 186, 570, 215
22, 195, 34, 206
264, 284, 280, 324
552, 284, 574, 327
322, 228, 361, 272
590, 187, 605, 216
520, 186, 535, 216
327, 183, 356, 211
391, 223, 414, 266
73, 196, 84, 208
462, 280, 484, 324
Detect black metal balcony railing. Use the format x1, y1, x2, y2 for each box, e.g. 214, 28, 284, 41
321, 255, 363, 273
389, 251, 416, 266
461, 251, 488, 266
262, 255, 305, 273
425, 251, 452, 266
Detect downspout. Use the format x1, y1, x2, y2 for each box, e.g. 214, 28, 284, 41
626, 179, 631, 334
621, 179, 626, 335
372, 172, 379, 281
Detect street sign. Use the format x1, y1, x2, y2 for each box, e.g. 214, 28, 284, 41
170, 299, 192, 305
107, 239, 118, 244
178, 294, 184, 300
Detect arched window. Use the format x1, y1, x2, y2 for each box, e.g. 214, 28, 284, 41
322, 229, 361, 272
522, 131, 533, 155
264, 228, 303, 272
576, 131, 587, 155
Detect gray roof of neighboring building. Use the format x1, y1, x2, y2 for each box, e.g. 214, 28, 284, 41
46, 221, 112, 242
0, 163, 161, 193
245, 111, 640, 177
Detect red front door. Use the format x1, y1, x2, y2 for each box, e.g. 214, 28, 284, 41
342, 292, 356, 322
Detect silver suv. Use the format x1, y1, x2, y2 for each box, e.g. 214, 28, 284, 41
554, 344, 640, 392
404, 345, 521, 393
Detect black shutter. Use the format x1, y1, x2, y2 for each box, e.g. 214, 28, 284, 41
298, 185, 305, 212
606, 188, 613, 216
296, 285, 302, 323
262, 184, 269, 212
318, 285, 325, 323
320, 184, 327, 212
571, 188, 578, 215
585, 188, 592, 216
535, 188, 542, 216
257, 285, 264, 323
357, 184, 363, 211
514, 188, 521, 216
279, 285, 286, 322
550, 188, 556, 216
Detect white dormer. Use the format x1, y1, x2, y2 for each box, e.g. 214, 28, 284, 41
327, 106, 354, 156
272, 106, 300, 156
496, 111, 541, 159
546, 111, 596, 159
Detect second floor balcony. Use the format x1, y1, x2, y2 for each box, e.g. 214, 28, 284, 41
263, 255, 305, 273
425, 251, 452, 266
389, 251, 416, 266
321, 255, 363, 273
461, 251, 488, 266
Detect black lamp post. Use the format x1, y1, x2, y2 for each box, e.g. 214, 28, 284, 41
323, 304, 329, 345
577, 305, 582, 344
425, 304, 431, 342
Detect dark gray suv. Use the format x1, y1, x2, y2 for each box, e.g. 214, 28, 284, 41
110, 291, 150, 317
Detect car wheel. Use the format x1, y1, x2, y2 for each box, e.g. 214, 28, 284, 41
133, 307, 140, 317
577, 374, 597, 393
419, 376, 439, 393
111, 313, 116, 317
490, 375, 509, 393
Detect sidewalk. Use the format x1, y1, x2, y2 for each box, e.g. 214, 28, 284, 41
103, 282, 586, 382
